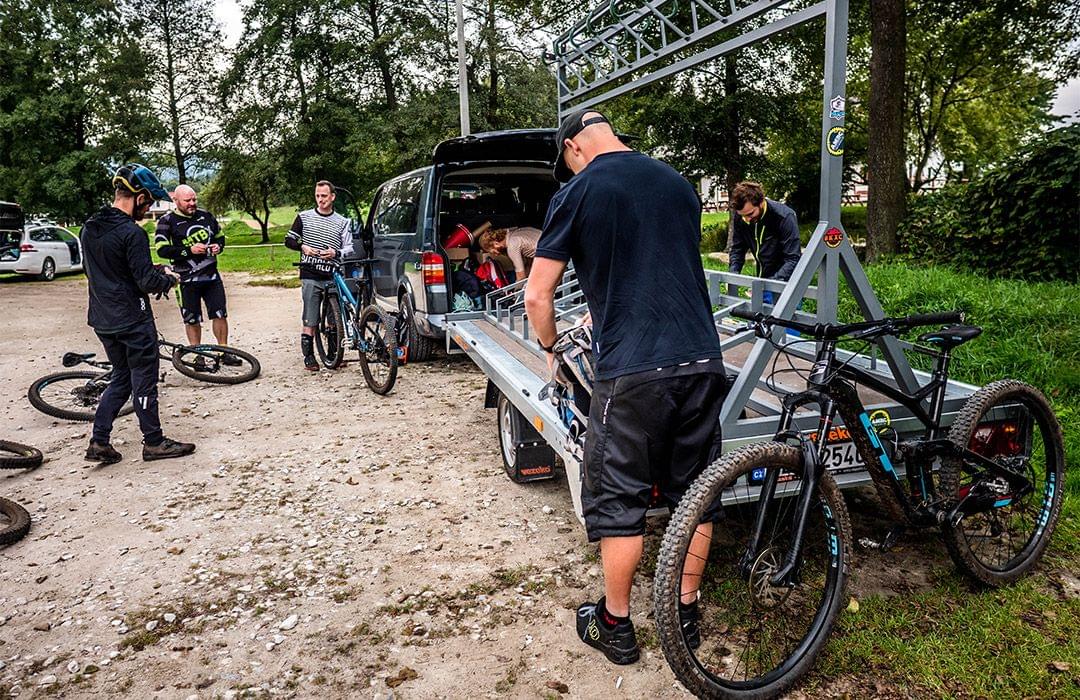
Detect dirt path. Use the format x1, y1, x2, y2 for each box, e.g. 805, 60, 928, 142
0, 275, 710, 699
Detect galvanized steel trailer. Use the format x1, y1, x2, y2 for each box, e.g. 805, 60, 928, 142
447, 0, 982, 521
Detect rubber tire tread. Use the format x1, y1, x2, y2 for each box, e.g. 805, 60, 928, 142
316, 294, 345, 369
940, 379, 1064, 587
400, 294, 436, 362
171, 345, 261, 385
28, 371, 134, 422
654, 441, 851, 700
358, 305, 398, 395
0, 497, 31, 546
0, 440, 44, 470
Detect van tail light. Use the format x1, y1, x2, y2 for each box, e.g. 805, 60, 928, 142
20, 244, 35, 252
421, 252, 445, 286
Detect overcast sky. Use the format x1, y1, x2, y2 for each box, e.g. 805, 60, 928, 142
210, 0, 1078, 120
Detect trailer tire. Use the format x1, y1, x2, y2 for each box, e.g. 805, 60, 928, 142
497, 393, 526, 482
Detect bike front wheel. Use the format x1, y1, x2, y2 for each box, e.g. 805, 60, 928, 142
315, 294, 344, 369
28, 371, 133, 422
0, 496, 30, 546
171, 345, 261, 385
0, 440, 44, 470
940, 379, 1065, 587
357, 304, 398, 395
654, 442, 851, 699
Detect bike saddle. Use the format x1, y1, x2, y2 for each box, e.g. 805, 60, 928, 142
917, 324, 982, 350
62, 352, 95, 367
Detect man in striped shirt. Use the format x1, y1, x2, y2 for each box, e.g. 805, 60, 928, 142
284, 180, 353, 371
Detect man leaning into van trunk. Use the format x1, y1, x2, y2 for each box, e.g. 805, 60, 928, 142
525, 110, 728, 665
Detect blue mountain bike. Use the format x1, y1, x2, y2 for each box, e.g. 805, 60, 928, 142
305, 187, 398, 394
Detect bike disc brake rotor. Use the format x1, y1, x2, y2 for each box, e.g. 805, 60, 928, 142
748, 547, 795, 610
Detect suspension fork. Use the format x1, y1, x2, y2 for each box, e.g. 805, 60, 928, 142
740, 391, 837, 587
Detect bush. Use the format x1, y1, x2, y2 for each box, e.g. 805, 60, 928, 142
898, 124, 1080, 282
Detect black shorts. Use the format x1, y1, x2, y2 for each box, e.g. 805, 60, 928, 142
581, 361, 728, 542
179, 279, 227, 325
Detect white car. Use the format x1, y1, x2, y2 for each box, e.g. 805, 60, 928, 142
0, 224, 83, 281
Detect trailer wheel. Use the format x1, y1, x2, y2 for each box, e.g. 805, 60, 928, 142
498, 393, 522, 480
496, 392, 556, 484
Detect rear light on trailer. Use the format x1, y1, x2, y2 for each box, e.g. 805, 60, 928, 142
421, 252, 445, 286
969, 420, 1021, 457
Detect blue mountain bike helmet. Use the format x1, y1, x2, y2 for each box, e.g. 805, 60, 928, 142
112, 164, 171, 201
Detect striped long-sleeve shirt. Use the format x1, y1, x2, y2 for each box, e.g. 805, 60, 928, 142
284, 209, 352, 281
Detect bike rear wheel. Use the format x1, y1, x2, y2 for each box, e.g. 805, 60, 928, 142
357, 304, 398, 395
654, 442, 850, 699
171, 345, 261, 384
315, 294, 345, 369
0, 497, 30, 546
0, 440, 44, 470
28, 371, 134, 422
940, 379, 1065, 587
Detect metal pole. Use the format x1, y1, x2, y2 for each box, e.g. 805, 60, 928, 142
455, 0, 471, 136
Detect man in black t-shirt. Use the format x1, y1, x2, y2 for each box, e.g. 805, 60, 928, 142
155, 184, 232, 349
524, 110, 728, 665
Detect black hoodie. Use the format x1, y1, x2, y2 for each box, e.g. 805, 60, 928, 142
81, 206, 175, 333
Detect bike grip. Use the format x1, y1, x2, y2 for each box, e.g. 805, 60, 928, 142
730, 307, 761, 321
904, 311, 963, 326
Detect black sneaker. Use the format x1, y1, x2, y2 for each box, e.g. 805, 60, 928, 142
219, 352, 242, 367
576, 599, 640, 665
85, 441, 122, 465
679, 601, 701, 650
304, 354, 319, 371
143, 438, 196, 461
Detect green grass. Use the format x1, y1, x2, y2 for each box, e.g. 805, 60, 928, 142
702, 256, 1080, 695
222, 205, 297, 227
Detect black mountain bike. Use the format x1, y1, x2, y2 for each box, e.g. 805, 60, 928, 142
654, 310, 1065, 699
307, 187, 398, 394
28, 336, 260, 422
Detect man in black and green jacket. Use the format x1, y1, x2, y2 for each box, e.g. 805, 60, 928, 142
154, 184, 231, 347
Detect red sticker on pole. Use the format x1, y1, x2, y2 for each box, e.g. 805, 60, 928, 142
824, 227, 844, 248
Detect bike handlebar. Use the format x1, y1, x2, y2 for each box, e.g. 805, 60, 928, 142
731, 307, 964, 341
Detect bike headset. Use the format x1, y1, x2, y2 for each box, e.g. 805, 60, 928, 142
113, 164, 171, 204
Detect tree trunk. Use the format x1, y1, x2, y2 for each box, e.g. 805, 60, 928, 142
485, 0, 499, 128
162, 0, 186, 183
723, 54, 741, 255
866, 0, 906, 260
368, 0, 397, 110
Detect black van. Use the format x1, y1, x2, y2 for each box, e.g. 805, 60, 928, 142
364, 129, 559, 360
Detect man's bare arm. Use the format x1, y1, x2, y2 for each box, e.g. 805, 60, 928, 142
524, 256, 568, 349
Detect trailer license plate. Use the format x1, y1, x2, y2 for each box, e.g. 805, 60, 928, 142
823, 441, 864, 472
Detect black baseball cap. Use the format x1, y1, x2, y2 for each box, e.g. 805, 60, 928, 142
553, 109, 611, 183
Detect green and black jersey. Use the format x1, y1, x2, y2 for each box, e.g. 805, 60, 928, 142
154, 208, 225, 283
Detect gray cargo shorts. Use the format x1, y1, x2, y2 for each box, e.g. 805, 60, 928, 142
301, 278, 333, 327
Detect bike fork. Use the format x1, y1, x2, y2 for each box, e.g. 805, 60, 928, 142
741, 394, 836, 588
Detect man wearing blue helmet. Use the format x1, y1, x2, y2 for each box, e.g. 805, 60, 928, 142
80, 164, 196, 464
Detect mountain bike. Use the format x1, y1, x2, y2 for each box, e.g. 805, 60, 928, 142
27, 336, 260, 422
305, 187, 398, 394
653, 310, 1065, 699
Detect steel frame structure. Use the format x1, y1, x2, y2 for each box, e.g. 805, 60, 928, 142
549, 0, 977, 429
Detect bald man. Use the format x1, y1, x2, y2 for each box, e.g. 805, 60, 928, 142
525, 110, 727, 665
154, 185, 233, 349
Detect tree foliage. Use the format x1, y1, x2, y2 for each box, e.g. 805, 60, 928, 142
0, 0, 159, 221
898, 124, 1080, 282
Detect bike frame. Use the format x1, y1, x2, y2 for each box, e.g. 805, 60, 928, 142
744, 336, 1036, 587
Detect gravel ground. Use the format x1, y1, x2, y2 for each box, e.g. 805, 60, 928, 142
0, 274, 705, 699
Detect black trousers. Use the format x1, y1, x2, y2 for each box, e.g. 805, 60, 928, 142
92, 320, 163, 446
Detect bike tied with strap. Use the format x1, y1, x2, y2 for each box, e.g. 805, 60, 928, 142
653, 309, 1065, 699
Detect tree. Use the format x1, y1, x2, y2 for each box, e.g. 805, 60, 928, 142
128, 0, 226, 184
0, 0, 159, 220
202, 149, 283, 243
866, 0, 906, 260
